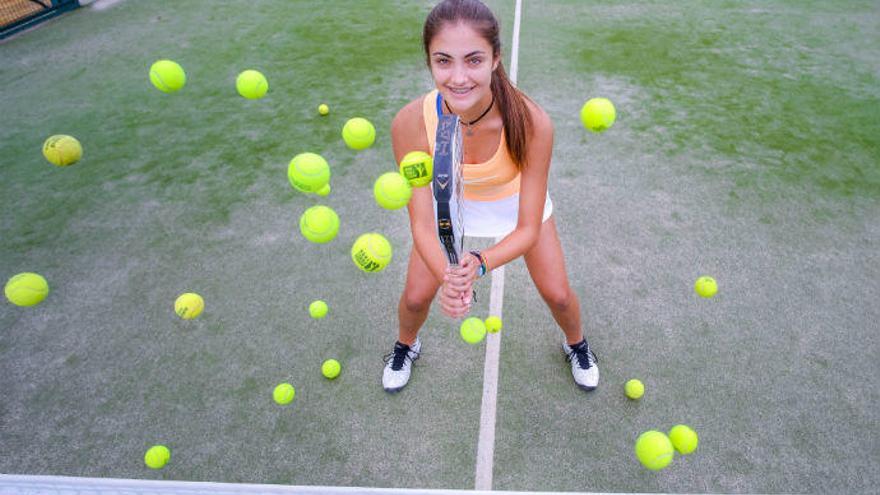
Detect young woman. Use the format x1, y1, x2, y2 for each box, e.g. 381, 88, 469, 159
382, 0, 598, 393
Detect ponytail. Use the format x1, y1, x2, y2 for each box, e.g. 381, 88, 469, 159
491, 61, 532, 169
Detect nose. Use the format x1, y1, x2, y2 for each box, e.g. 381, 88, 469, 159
451, 62, 468, 85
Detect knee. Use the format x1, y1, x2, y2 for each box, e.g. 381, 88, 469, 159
402, 288, 436, 313
541, 286, 574, 313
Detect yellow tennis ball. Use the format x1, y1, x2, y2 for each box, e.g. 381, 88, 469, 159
315, 183, 331, 197
694, 276, 718, 298
299, 205, 340, 244
174, 292, 204, 320
321, 359, 341, 379
149, 60, 186, 93
624, 379, 644, 399
236, 69, 268, 99
351, 233, 392, 273
635, 430, 674, 471
460, 317, 487, 344
288, 152, 330, 193
42, 135, 82, 167
399, 150, 433, 187
273, 383, 295, 405
668, 425, 698, 454
144, 445, 170, 469
318, 103, 329, 116
5, 272, 49, 307
484, 316, 503, 334
342, 117, 376, 150
580, 97, 616, 132
309, 300, 328, 319
373, 172, 413, 210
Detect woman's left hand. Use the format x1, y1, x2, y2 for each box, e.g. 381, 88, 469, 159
449, 252, 481, 284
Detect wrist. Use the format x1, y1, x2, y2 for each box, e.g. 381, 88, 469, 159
469, 250, 489, 278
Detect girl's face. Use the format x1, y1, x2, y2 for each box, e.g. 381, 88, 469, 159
428, 21, 499, 115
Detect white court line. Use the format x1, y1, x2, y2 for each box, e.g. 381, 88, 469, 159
0, 474, 649, 495
473, 264, 506, 490
508, 0, 523, 85
473, 0, 523, 491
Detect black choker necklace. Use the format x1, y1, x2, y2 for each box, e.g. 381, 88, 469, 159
444, 95, 495, 136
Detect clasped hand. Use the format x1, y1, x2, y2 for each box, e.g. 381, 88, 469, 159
439, 253, 481, 318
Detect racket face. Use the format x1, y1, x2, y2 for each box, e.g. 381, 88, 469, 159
433, 113, 464, 264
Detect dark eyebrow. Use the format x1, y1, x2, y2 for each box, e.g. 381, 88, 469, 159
431, 50, 486, 58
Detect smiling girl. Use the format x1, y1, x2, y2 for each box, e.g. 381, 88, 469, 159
381, 0, 599, 394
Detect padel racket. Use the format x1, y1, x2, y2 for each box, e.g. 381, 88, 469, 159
432, 96, 464, 266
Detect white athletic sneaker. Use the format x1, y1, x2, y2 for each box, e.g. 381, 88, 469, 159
382, 338, 421, 393
563, 339, 599, 391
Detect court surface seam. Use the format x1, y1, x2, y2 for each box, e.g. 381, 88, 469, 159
473, 0, 523, 490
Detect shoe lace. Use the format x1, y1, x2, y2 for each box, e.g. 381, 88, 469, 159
383, 342, 415, 371
566, 343, 597, 370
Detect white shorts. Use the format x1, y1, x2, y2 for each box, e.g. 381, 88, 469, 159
462, 191, 554, 238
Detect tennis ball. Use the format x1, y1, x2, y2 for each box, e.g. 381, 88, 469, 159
149, 60, 186, 93
668, 425, 698, 454
485, 316, 503, 334
315, 183, 331, 197
299, 205, 340, 244
4, 272, 49, 307
694, 276, 718, 298
460, 317, 487, 344
42, 135, 82, 167
373, 172, 413, 210
144, 445, 170, 470
321, 359, 341, 379
624, 379, 644, 399
273, 383, 295, 405
318, 104, 329, 116
351, 233, 393, 273
236, 69, 268, 99
399, 150, 433, 187
288, 152, 331, 193
342, 117, 376, 150
580, 97, 616, 132
635, 430, 674, 471
174, 292, 204, 320
309, 300, 328, 319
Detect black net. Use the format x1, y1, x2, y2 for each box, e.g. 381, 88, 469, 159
1, 0, 78, 39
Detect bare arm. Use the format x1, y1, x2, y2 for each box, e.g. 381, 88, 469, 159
449, 100, 554, 284
391, 98, 448, 285
483, 102, 553, 269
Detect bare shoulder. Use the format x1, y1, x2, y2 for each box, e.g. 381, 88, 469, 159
519, 95, 554, 173
391, 97, 429, 161
392, 96, 423, 130
523, 96, 553, 139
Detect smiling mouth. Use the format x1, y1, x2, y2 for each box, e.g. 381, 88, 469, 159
448, 86, 474, 95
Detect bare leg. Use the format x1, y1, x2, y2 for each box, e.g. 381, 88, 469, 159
397, 247, 442, 345
523, 217, 585, 345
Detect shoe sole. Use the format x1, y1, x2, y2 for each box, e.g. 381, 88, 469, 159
576, 383, 598, 392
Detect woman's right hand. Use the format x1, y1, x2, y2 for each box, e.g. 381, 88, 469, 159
439, 276, 472, 318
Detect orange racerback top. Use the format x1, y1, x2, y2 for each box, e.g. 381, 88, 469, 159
422, 90, 521, 202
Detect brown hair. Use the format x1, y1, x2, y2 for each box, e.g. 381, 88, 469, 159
423, 0, 533, 169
